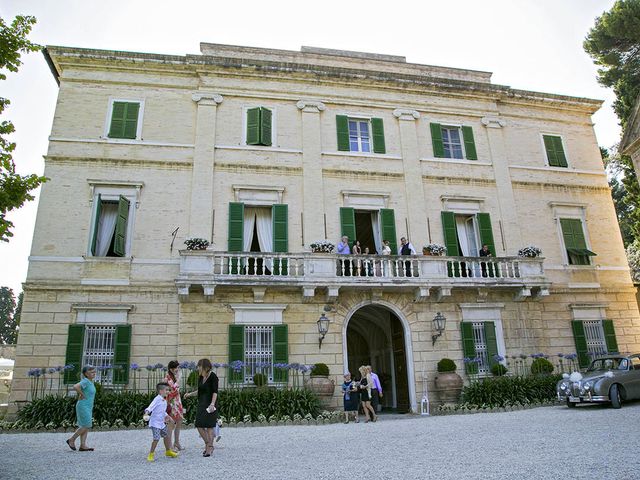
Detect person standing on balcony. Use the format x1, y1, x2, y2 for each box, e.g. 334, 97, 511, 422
380, 239, 391, 276
398, 237, 416, 277
337, 235, 351, 276
164, 360, 185, 451
479, 244, 492, 277
352, 240, 362, 275
66, 365, 97, 452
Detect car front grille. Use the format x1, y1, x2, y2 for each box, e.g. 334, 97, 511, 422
571, 383, 581, 397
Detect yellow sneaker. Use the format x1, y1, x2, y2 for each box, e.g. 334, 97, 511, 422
165, 450, 179, 458
147, 453, 155, 462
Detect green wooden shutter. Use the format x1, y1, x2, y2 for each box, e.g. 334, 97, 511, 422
112, 325, 132, 384
484, 322, 499, 367
477, 213, 496, 256
108, 102, 126, 138
228, 325, 245, 384
561, 218, 590, 265
246, 107, 261, 145
272, 204, 288, 275
336, 115, 350, 151
90, 195, 102, 256
441, 211, 460, 277
113, 195, 130, 257
371, 118, 386, 154
430, 123, 445, 158
272, 324, 289, 383
461, 126, 477, 160
228, 202, 244, 274
123, 102, 140, 139
543, 135, 559, 166
64, 325, 85, 384
553, 136, 567, 167
461, 322, 478, 375
340, 207, 356, 248
602, 320, 619, 354
260, 107, 272, 146
571, 320, 589, 368
379, 209, 397, 255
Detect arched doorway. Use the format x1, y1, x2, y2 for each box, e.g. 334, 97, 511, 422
344, 303, 412, 413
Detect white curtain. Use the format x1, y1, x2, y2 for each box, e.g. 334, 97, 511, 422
456, 216, 470, 256
255, 208, 273, 252
466, 217, 479, 256
372, 211, 382, 255
95, 203, 118, 256
243, 208, 257, 252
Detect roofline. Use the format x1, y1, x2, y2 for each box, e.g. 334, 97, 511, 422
42, 47, 60, 86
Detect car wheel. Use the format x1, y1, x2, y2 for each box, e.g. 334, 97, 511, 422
610, 384, 622, 409
566, 399, 577, 408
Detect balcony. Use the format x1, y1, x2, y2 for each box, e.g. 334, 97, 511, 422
176, 251, 549, 302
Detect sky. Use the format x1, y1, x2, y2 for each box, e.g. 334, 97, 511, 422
0, 0, 621, 295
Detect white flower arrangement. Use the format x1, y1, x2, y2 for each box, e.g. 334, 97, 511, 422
310, 240, 335, 253
517, 245, 542, 258
184, 237, 210, 250
423, 243, 447, 256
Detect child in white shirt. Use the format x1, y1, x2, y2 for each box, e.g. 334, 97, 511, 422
144, 382, 178, 462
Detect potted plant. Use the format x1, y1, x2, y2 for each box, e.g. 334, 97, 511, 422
423, 243, 446, 256
310, 240, 335, 253
517, 245, 542, 258
304, 363, 335, 407
253, 373, 267, 388
184, 237, 210, 250
434, 358, 463, 403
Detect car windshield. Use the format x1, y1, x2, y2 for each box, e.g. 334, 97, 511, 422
587, 358, 627, 372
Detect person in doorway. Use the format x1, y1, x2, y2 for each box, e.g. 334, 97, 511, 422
341, 372, 359, 423
479, 244, 492, 277
358, 365, 377, 423
66, 365, 97, 452
164, 360, 185, 451
367, 365, 383, 414
398, 237, 417, 277
144, 382, 179, 462
336, 235, 351, 276
184, 358, 218, 457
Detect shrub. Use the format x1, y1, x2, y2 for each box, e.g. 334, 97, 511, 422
253, 373, 267, 387
310, 363, 329, 376
491, 364, 508, 376
187, 370, 199, 388
531, 358, 554, 375
17, 388, 321, 429
437, 358, 457, 373
461, 374, 562, 408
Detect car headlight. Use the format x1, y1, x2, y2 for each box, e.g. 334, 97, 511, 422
560, 383, 568, 391
584, 381, 593, 391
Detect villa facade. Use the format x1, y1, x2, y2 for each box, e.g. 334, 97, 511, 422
9, 43, 640, 413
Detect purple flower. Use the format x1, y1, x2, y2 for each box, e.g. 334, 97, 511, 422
557, 353, 564, 358
47, 367, 57, 374
64, 364, 75, 370
154, 363, 164, 369
212, 363, 222, 369
492, 354, 504, 362
146, 365, 154, 371
130, 363, 139, 371
179, 361, 190, 369
229, 360, 244, 372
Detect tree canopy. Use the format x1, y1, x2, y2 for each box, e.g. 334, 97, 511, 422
0, 14, 47, 242
0, 287, 19, 345
584, 0, 640, 127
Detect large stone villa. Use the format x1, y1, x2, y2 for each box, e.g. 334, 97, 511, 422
9, 42, 640, 413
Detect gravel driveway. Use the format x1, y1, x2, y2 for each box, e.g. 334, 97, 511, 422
1, 404, 639, 480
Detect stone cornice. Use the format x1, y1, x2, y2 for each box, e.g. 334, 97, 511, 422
296, 100, 326, 112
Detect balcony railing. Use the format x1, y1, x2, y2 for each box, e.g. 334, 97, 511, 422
177, 251, 548, 301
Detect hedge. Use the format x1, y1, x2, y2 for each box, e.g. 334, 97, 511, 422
461, 374, 562, 408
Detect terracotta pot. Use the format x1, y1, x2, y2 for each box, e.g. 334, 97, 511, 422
435, 371, 463, 403
305, 375, 335, 396
423, 249, 432, 255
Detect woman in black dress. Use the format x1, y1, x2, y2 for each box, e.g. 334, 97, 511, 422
185, 358, 218, 457
358, 365, 377, 423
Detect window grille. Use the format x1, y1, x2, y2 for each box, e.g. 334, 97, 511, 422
83, 325, 116, 385
583, 320, 607, 356
472, 322, 490, 374
244, 325, 273, 383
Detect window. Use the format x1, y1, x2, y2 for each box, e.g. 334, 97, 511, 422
461, 320, 500, 375
430, 123, 477, 160
336, 115, 386, 153
64, 323, 132, 385
107, 100, 143, 140
571, 319, 618, 368
83, 325, 116, 384
228, 324, 288, 385
90, 195, 131, 257
246, 107, 272, 146
559, 218, 596, 265
243, 325, 273, 383
542, 134, 568, 167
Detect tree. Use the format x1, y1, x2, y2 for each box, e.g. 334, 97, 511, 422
0, 14, 47, 242
0, 287, 17, 345
584, 0, 640, 127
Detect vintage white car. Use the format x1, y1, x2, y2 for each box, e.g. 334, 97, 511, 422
557, 354, 640, 409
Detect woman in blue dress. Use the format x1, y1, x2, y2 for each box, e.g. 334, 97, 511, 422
66, 365, 97, 451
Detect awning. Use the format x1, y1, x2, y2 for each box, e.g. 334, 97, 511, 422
567, 248, 597, 256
